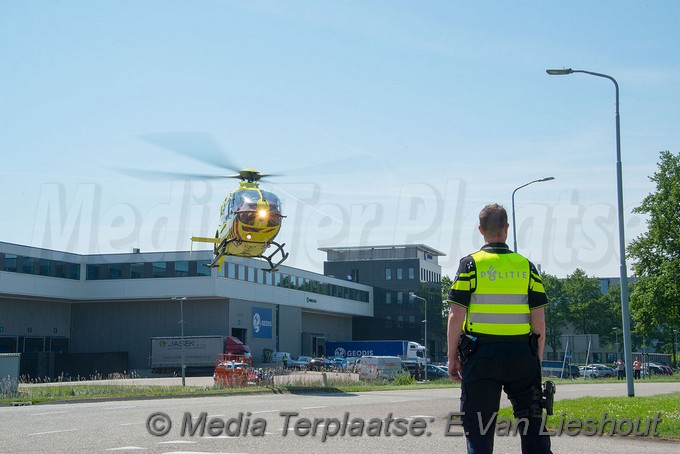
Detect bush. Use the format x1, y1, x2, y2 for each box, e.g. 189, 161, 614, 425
392, 372, 415, 385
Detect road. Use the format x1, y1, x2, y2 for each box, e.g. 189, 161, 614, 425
2, 382, 680, 453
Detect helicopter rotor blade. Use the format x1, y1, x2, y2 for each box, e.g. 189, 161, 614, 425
113, 167, 231, 181
139, 132, 241, 173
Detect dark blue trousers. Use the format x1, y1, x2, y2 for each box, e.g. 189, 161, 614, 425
459, 342, 552, 454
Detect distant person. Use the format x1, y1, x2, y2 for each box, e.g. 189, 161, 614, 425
633, 357, 642, 379
616, 359, 625, 380
447, 204, 552, 454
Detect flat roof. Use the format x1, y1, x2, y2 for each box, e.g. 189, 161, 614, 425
318, 244, 446, 257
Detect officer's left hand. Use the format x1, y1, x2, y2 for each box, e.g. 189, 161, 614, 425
448, 357, 462, 382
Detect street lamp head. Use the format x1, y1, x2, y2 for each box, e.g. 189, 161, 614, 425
546, 68, 574, 75
538, 176, 555, 182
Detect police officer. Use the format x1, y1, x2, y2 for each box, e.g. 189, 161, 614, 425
447, 204, 552, 454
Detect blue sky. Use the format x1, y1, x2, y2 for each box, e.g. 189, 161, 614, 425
1, 1, 678, 279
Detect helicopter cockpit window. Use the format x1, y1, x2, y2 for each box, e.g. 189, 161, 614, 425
262, 191, 282, 227
233, 190, 260, 225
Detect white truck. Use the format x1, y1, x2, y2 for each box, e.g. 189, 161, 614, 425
326, 340, 426, 366
355, 356, 409, 380
150, 335, 250, 373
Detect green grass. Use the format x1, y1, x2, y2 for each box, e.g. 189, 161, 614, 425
1, 383, 282, 404
497, 392, 680, 439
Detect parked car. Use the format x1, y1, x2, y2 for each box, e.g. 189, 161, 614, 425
589, 364, 615, 378
648, 362, 673, 375
331, 357, 349, 370
578, 365, 598, 378
425, 364, 449, 379
290, 355, 312, 369
308, 357, 334, 371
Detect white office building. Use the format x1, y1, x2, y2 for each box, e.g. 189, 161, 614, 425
0, 241, 373, 377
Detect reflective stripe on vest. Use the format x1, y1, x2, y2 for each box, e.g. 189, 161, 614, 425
465, 250, 531, 336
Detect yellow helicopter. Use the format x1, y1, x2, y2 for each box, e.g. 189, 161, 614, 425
119, 133, 289, 271
190, 168, 288, 271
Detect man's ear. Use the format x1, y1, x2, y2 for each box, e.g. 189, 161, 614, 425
478, 225, 485, 236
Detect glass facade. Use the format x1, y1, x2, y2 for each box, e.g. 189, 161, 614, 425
216, 263, 370, 303
0, 253, 80, 280
1, 251, 368, 303
85, 259, 212, 279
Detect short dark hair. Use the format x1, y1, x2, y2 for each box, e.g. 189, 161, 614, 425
479, 204, 508, 237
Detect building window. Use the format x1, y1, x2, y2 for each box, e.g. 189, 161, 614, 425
130, 262, 145, 278
386, 316, 392, 328
385, 292, 392, 305
65, 263, 80, 280
409, 315, 416, 328
38, 259, 50, 276
397, 316, 403, 328
397, 268, 403, 280
408, 267, 415, 280
22, 257, 37, 275
109, 263, 124, 279
397, 291, 403, 304
196, 261, 211, 276
86, 264, 98, 280
152, 262, 167, 278
3, 254, 17, 272
226, 262, 236, 279
175, 261, 189, 277
385, 268, 392, 280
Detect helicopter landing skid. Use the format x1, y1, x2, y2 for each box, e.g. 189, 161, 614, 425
206, 239, 289, 272
261, 241, 289, 272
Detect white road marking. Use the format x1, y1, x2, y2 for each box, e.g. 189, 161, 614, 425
29, 428, 79, 436
251, 409, 280, 414
31, 411, 69, 416
301, 406, 326, 410
105, 447, 147, 451
156, 440, 196, 444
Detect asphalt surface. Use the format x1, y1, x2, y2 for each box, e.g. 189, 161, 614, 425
4, 379, 680, 453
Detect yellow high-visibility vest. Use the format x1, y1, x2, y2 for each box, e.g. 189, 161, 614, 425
464, 250, 532, 336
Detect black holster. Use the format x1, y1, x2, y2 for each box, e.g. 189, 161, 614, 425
529, 332, 540, 356
457, 334, 478, 364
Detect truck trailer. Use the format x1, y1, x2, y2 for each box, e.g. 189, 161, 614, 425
150, 335, 251, 374
326, 340, 425, 366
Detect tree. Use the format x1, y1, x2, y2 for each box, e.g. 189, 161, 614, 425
440, 275, 453, 349
562, 268, 610, 335
628, 150, 680, 336
541, 273, 567, 356
621, 150, 680, 359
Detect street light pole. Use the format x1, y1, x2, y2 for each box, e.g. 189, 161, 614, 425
172, 296, 187, 386
613, 327, 619, 362
511, 177, 555, 252
409, 292, 428, 382
547, 68, 634, 397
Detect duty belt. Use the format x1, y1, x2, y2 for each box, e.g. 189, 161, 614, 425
467, 333, 531, 344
